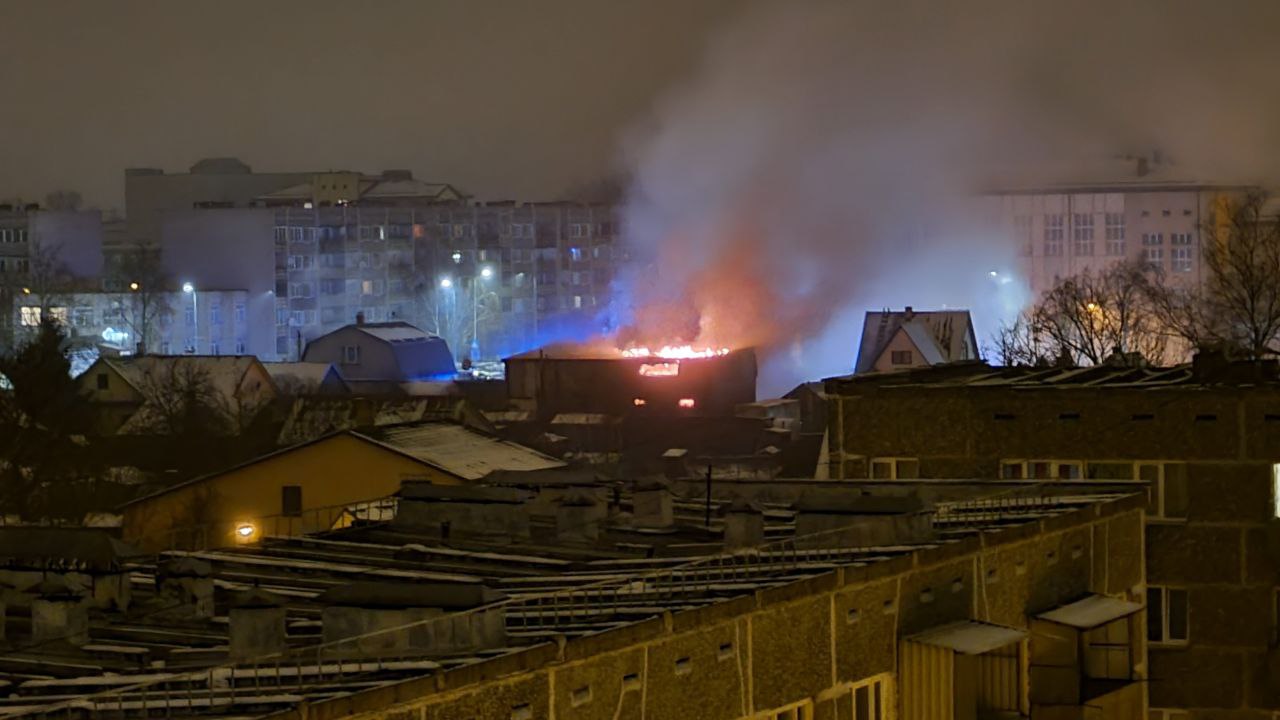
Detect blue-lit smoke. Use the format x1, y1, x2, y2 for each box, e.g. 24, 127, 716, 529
607, 0, 1278, 396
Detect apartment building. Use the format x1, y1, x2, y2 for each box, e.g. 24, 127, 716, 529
121, 160, 620, 363
269, 201, 618, 361
825, 357, 1280, 716
14, 287, 251, 357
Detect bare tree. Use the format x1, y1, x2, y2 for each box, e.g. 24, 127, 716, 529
109, 242, 172, 353
987, 310, 1050, 367
1147, 192, 1280, 359
994, 261, 1170, 367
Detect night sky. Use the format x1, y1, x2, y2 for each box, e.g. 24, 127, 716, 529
0, 0, 747, 209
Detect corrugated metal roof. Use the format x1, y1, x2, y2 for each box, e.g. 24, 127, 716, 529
908, 621, 1025, 655
372, 422, 565, 481
1036, 594, 1143, 629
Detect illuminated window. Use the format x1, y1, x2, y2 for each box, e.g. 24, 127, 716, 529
677, 398, 696, 409
633, 398, 647, 407
639, 362, 679, 377
1273, 464, 1280, 518
19, 306, 40, 326
48, 307, 68, 325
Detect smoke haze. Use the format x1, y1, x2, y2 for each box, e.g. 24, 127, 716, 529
613, 0, 1280, 394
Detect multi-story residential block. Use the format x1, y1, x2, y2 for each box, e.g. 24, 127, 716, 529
268, 201, 618, 361
825, 357, 1280, 715
122, 160, 620, 363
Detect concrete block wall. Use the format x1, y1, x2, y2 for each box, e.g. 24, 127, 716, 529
259, 495, 1145, 720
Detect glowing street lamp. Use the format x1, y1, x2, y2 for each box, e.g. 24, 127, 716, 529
182, 282, 198, 353
480, 265, 494, 279
451, 251, 462, 264
129, 281, 140, 291
440, 277, 453, 289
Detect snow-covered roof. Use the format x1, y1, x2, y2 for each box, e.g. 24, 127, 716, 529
369, 421, 566, 481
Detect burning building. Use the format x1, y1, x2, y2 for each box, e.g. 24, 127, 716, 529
503, 344, 757, 420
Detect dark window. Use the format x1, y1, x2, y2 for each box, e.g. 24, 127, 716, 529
993, 412, 1016, 421
96, 373, 109, 390
1058, 412, 1080, 420
1147, 586, 1189, 644
1195, 413, 1217, 422
889, 350, 913, 365
281, 486, 302, 517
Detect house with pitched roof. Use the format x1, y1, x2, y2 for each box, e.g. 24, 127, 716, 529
302, 319, 456, 394
77, 355, 278, 434
854, 307, 979, 374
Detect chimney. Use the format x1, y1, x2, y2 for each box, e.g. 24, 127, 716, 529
556, 492, 603, 544
632, 480, 674, 529
30, 577, 89, 646
229, 589, 288, 661
355, 311, 366, 326
903, 306, 915, 321
319, 582, 506, 657
724, 497, 766, 550
662, 448, 690, 481
155, 557, 214, 618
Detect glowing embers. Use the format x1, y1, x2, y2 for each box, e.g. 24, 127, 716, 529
639, 362, 680, 377
621, 345, 730, 359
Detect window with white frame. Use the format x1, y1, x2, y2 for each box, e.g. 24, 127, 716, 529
850, 675, 891, 720
1147, 586, 1189, 645
1142, 235, 1164, 266
210, 301, 222, 325
1272, 464, 1280, 519
19, 306, 40, 326
760, 700, 813, 720
1044, 214, 1064, 256
342, 345, 360, 364
870, 457, 920, 480
234, 303, 246, 324
1000, 459, 1083, 480
1139, 462, 1188, 520
72, 307, 94, 328
1171, 247, 1192, 272
48, 307, 68, 325
1072, 213, 1094, 256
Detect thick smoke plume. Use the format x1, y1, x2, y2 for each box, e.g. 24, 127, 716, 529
611, 0, 1280, 394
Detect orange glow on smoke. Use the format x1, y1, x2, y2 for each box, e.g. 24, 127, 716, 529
678, 398, 696, 409
638, 362, 680, 377
624, 217, 778, 356
624, 345, 730, 360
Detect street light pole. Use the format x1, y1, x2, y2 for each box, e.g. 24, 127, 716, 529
182, 282, 197, 353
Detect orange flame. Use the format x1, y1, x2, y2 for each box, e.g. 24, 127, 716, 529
623, 345, 730, 359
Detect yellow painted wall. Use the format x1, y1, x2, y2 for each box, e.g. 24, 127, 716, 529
122, 433, 460, 552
